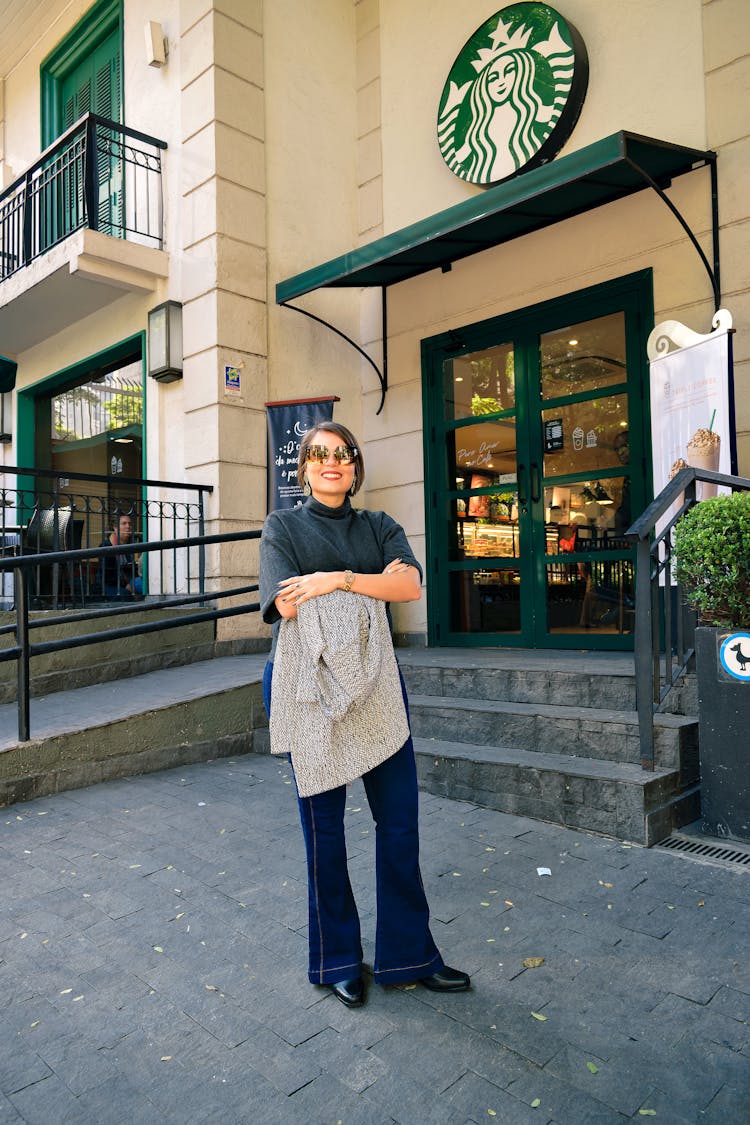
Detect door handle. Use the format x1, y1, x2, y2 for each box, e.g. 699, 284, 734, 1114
530, 463, 541, 504
517, 464, 527, 506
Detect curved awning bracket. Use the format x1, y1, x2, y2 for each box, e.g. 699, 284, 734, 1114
625, 155, 720, 310
279, 289, 389, 415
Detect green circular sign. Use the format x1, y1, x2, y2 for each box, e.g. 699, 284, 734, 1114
437, 3, 589, 186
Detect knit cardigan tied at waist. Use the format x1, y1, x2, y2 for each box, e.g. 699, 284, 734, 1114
269, 590, 409, 797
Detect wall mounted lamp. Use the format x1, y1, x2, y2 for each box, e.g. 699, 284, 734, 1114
593, 482, 613, 505
148, 301, 183, 383
145, 21, 168, 67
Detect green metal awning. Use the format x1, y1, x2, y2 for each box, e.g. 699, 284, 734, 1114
277, 131, 716, 302
276, 130, 718, 413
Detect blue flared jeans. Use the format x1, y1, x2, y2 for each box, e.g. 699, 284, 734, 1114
262, 660, 444, 985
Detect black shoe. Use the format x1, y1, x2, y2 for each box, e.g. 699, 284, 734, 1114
329, 977, 365, 1007
419, 966, 471, 992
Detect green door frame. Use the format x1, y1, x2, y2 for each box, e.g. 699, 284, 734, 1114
422, 269, 654, 649
17, 333, 147, 491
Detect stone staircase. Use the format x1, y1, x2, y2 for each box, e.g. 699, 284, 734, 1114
397, 648, 699, 846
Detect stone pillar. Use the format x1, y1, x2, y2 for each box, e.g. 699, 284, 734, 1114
179, 0, 268, 637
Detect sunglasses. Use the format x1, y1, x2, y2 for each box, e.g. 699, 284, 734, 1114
306, 444, 358, 465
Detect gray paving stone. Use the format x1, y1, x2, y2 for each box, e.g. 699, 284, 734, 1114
1, 752, 748, 1122
6, 1074, 79, 1125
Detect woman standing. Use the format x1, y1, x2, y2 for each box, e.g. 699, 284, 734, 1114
259, 421, 470, 1008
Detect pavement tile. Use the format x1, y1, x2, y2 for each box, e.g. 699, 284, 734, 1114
0, 1036, 52, 1097
438, 1070, 548, 1124
0, 752, 747, 1122
698, 1080, 750, 1122
7, 1074, 79, 1125
542, 1042, 649, 1117
286, 1072, 394, 1125
293, 1026, 388, 1093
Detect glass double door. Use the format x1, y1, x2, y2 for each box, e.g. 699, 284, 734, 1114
425, 285, 649, 648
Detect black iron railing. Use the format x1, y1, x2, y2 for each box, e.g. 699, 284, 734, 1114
627, 466, 750, 769
0, 464, 211, 610
0, 528, 261, 742
0, 113, 166, 280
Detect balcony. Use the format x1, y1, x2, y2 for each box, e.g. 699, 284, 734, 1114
0, 114, 168, 353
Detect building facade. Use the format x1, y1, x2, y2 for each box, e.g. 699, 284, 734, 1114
0, 0, 747, 648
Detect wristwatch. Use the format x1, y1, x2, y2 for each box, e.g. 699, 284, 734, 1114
343, 569, 354, 592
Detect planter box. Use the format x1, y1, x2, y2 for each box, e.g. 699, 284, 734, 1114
695, 626, 750, 842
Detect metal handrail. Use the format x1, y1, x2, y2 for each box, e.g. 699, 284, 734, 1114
0, 527, 263, 743
0, 112, 167, 279
0, 114, 167, 208
626, 466, 750, 769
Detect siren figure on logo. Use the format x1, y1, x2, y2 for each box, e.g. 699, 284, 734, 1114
438, 13, 576, 185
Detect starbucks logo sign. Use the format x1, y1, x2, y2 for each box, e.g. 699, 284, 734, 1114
437, 3, 589, 187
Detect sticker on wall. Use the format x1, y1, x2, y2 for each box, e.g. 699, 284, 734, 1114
719, 633, 750, 683
437, 3, 589, 187
224, 365, 242, 396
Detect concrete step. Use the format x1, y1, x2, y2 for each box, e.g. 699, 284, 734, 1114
397, 648, 698, 716
0, 608, 268, 703
0, 654, 269, 806
408, 694, 699, 776
412, 736, 700, 847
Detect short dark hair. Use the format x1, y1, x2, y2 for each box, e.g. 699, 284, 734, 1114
297, 421, 365, 495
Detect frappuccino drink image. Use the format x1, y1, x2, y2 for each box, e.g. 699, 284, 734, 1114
687, 428, 721, 498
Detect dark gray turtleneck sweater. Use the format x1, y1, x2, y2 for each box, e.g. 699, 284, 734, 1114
259, 496, 422, 657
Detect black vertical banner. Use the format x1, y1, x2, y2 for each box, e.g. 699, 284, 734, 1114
265, 396, 338, 511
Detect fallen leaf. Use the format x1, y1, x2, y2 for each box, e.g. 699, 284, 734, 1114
530, 1011, 548, 1021
128, 865, 141, 870
504, 926, 511, 932
402, 983, 417, 990
481, 902, 491, 907
486, 938, 496, 943
638, 1111, 656, 1117
598, 880, 614, 888
60, 988, 72, 995
666, 905, 675, 910
452, 872, 462, 877
698, 900, 705, 907
487, 1112, 497, 1118
161, 1055, 172, 1062
586, 1061, 599, 1074
30, 1021, 40, 1028
505, 900, 514, 906
219, 829, 226, 835
485, 846, 496, 852
72, 995, 84, 1002
153, 946, 164, 953
531, 1098, 541, 1108
523, 957, 545, 969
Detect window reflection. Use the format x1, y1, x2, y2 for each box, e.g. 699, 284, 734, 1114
443, 343, 515, 421
542, 396, 628, 478
540, 313, 626, 400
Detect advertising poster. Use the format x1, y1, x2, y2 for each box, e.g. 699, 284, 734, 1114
265, 397, 338, 511
649, 328, 734, 513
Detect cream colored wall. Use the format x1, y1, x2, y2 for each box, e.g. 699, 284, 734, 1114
379, 0, 706, 230
703, 0, 750, 469
355, 0, 750, 641
264, 0, 362, 435
2, 0, 92, 176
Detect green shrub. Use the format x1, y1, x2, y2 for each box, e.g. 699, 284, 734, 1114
673, 491, 750, 628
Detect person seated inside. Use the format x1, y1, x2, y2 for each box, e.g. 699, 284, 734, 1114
100, 513, 142, 599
